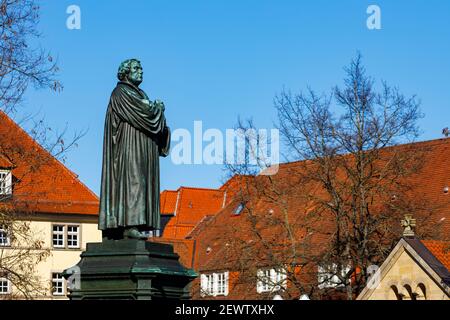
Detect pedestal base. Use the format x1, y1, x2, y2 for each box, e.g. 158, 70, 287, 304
63, 239, 197, 300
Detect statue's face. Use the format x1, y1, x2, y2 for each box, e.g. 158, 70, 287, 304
127, 61, 143, 86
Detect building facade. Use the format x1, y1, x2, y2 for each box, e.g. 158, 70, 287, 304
159, 139, 450, 300
0, 111, 101, 299
357, 236, 450, 300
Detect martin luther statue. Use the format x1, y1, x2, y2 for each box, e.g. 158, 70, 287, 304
99, 59, 170, 240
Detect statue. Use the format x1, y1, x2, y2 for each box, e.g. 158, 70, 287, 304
99, 59, 170, 240
63, 59, 195, 300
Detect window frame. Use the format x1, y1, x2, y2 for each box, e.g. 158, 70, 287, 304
216, 272, 227, 296
52, 224, 66, 249
317, 263, 349, 289
51, 224, 82, 250
0, 227, 11, 247
200, 271, 229, 297
256, 267, 287, 293
206, 274, 214, 296
51, 272, 65, 296
66, 225, 80, 249
0, 277, 11, 295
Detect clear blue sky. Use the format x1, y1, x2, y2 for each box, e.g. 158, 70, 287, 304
21, 0, 450, 195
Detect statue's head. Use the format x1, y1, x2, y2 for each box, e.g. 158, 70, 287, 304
117, 59, 143, 86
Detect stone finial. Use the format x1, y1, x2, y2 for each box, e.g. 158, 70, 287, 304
401, 214, 416, 237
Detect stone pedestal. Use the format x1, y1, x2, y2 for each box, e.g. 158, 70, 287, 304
63, 239, 197, 300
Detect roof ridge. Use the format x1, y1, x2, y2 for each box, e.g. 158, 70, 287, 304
405, 238, 450, 282
13, 199, 100, 205
278, 137, 450, 168
422, 239, 450, 245
185, 215, 215, 239
177, 186, 223, 192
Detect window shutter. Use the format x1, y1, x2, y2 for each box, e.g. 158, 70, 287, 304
224, 271, 229, 296
200, 274, 207, 297
280, 268, 287, 289
212, 273, 218, 297
5, 171, 11, 195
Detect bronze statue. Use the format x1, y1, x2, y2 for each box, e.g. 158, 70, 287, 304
99, 59, 170, 239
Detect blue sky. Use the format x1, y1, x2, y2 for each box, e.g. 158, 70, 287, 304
20, 0, 450, 195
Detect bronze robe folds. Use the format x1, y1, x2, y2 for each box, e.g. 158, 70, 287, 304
99, 81, 170, 231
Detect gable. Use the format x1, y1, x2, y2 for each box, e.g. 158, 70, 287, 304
358, 240, 450, 300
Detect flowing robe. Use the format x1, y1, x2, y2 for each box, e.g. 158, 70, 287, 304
99, 81, 170, 231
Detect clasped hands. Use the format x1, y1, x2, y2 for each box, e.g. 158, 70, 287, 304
143, 98, 165, 112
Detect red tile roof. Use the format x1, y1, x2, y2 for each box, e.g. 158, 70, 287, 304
422, 240, 450, 271
0, 111, 99, 215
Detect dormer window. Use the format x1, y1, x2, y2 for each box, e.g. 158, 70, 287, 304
0, 170, 12, 196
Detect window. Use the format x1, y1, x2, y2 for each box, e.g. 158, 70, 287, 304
205, 274, 214, 296
256, 268, 287, 293
317, 264, 350, 289
0, 277, 11, 295
233, 202, 245, 216
67, 225, 80, 248
200, 272, 229, 297
52, 273, 65, 296
52, 224, 81, 249
0, 170, 12, 195
216, 272, 227, 295
257, 269, 272, 293
0, 228, 10, 247
52, 225, 65, 248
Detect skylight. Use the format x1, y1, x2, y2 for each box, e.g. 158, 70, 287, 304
233, 202, 245, 215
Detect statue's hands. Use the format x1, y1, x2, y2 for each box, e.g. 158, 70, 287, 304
155, 99, 165, 112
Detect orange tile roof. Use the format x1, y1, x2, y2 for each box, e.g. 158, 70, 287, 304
186, 215, 215, 239
160, 175, 254, 240
0, 154, 13, 168
160, 190, 178, 215
422, 240, 450, 271
162, 187, 226, 239
0, 111, 99, 215
177, 138, 450, 275
150, 237, 196, 269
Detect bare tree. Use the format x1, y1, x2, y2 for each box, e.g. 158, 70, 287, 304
0, 0, 61, 114
217, 54, 444, 300
0, 207, 51, 299
0, 0, 82, 299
